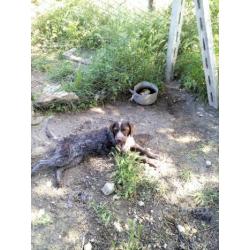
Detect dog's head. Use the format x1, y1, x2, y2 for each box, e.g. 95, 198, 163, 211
110, 121, 134, 152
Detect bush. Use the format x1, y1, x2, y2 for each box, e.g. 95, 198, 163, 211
32, 0, 218, 109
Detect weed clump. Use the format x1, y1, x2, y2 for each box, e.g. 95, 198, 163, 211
113, 152, 143, 199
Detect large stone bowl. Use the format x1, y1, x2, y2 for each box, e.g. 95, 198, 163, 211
129, 81, 158, 105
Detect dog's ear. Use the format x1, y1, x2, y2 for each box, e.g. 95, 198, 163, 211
128, 122, 135, 136
109, 122, 118, 134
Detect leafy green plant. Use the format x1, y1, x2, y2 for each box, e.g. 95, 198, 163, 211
179, 168, 192, 183
89, 201, 113, 226
48, 60, 75, 81
31, 55, 54, 72
113, 152, 143, 199
194, 186, 219, 207
112, 219, 143, 250
32, 213, 53, 227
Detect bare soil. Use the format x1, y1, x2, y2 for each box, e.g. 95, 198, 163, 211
31, 80, 219, 250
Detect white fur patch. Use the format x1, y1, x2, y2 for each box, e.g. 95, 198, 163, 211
121, 136, 135, 152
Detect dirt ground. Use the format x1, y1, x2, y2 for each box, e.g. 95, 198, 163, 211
31, 80, 219, 250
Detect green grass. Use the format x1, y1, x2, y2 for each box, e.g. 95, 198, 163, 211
47, 60, 75, 82
89, 201, 113, 226
113, 152, 166, 200
179, 168, 192, 183
113, 152, 144, 199
194, 186, 219, 207
31, 55, 54, 72
112, 219, 143, 250
32, 213, 53, 227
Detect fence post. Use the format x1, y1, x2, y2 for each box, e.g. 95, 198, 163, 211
193, 0, 218, 108
166, 0, 185, 83
148, 0, 155, 11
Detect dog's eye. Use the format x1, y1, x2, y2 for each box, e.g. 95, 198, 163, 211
113, 128, 119, 133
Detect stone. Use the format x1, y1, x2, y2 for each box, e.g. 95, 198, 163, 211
196, 112, 204, 117
32, 115, 44, 126
206, 160, 212, 167
33, 84, 79, 108
114, 221, 123, 232
31, 146, 47, 159
63, 48, 91, 65
177, 224, 185, 233
101, 182, 115, 195
138, 201, 145, 207
84, 242, 92, 250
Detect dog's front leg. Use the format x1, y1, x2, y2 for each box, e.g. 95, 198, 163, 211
139, 156, 159, 168
132, 143, 158, 159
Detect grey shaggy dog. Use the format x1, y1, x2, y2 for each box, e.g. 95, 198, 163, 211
32, 120, 117, 187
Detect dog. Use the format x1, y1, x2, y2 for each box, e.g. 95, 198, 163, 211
31, 119, 158, 187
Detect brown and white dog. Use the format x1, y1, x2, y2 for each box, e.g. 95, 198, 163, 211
110, 121, 158, 159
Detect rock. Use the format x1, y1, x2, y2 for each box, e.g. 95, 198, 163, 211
101, 182, 115, 195
206, 160, 212, 167
63, 48, 91, 65
196, 112, 204, 117
138, 201, 145, 207
31, 146, 47, 159
114, 221, 123, 232
84, 242, 92, 250
33, 84, 79, 108
177, 224, 185, 233
32, 115, 44, 126
163, 243, 167, 249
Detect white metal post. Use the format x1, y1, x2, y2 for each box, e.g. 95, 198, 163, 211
193, 0, 218, 108
166, 0, 185, 83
